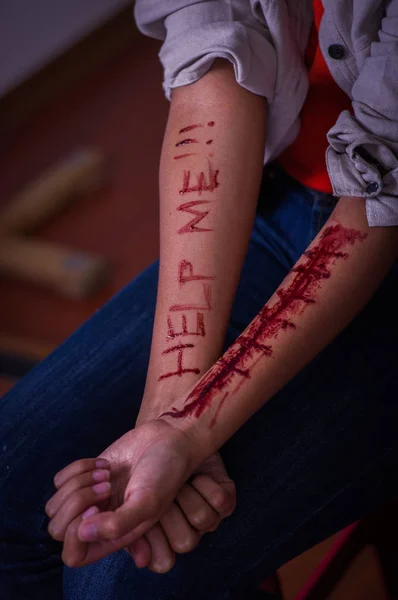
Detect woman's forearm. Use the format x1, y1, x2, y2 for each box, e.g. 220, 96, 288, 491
159, 196, 398, 457
139, 60, 266, 421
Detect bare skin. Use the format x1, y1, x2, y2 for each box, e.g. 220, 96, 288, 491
47, 60, 398, 571
46, 422, 235, 570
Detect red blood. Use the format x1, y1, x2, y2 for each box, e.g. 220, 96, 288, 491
159, 343, 200, 380
170, 282, 212, 312
174, 153, 196, 160
176, 138, 199, 147
206, 140, 213, 145
179, 124, 203, 133
207, 121, 215, 127
167, 313, 205, 339
178, 260, 215, 285
162, 224, 367, 424
177, 200, 212, 234
179, 162, 219, 195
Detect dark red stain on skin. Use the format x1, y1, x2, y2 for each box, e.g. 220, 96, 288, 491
179, 163, 219, 195
207, 121, 215, 127
178, 260, 215, 286
206, 140, 213, 145
159, 343, 200, 380
179, 124, 203, 133
161, 224, 367, 424
177, 200, 212, 234
167, 312, 206, 340
176, 138, 199, 147
170, 282, 212, 312
174, 153, 196, 160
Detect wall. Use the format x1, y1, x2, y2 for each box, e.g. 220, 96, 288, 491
0, 0, 130, 96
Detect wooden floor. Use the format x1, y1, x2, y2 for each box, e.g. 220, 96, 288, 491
0, 27, 387, 599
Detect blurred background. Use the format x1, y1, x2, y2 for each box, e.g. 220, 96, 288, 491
0, 0, 167, 392
0, 2, 392, 597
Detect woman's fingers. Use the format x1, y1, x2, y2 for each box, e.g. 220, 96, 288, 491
81, 506, 100, 520
62, 484, 220, 570
146, 525, 176, 573
54, 458, 110, 489
77, 488, 159, 543
68, 500, 197, 569
160, 503, 201, 553
126, 504, 201, 571
64, 518, 161, 570
126, 483, 225, 571
48, 482, 111, 541
63, 514, 159, 568
176, 483, 220, 532
63, 517, 139, 568
125, 536, 152, 569
191, 474, 236, 519
72, 476, 231, 550
46, 469, 110, 518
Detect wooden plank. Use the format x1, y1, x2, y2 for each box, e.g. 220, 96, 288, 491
0, 333, 55, 360
0, 237, 111, 298
0, 149, 104, 235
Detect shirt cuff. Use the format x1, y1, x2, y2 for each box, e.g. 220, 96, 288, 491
159, 14, 276, 102
326, 110, 398, 227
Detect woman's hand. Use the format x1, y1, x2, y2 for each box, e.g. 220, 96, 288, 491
46, 420, 235, 569
125, 452, 236, 572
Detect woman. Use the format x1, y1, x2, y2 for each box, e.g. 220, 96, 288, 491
1, 1, 397, 598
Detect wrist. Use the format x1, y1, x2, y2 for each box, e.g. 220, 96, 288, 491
156, 410, 214, 468
137, 373, 203, 426
134, 417, 205, 475
138, 383, 217, 465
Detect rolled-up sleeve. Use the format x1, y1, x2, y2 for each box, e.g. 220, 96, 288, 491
326, 2, 398, 227
134, 0, 277, 102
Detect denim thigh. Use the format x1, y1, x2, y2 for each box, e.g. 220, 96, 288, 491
64, 195, 398, 599
1, 174, 397, 600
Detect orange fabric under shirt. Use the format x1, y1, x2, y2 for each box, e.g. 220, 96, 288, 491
279, 0, 352, 194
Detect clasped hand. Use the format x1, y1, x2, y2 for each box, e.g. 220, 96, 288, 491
45, 419, 235, 572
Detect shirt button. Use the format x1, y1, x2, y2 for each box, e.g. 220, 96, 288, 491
366, 182, 380, 194
328, 44, 346, 60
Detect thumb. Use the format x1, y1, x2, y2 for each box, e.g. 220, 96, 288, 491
78, 488, 160, 542
78, 432, 191, 543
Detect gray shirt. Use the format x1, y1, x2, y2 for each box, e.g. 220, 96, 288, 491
135, 0, 398, 227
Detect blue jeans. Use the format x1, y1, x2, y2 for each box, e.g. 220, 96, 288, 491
1, 168, 397, 600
